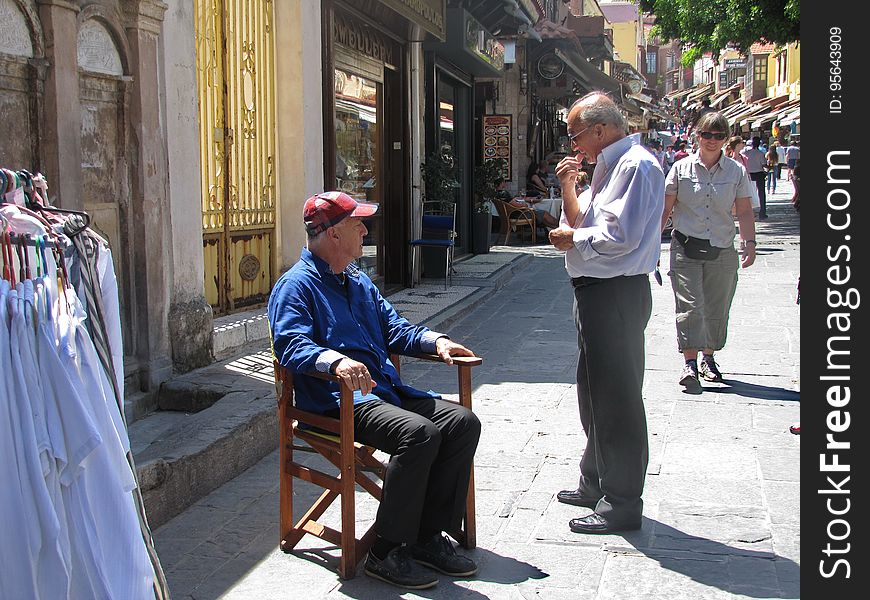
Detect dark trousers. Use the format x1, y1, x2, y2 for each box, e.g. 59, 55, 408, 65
350, 397, 480, 544
572, 275, 651, 524
749, 171, 767, 217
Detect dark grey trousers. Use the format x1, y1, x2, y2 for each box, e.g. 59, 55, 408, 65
572, 274, 651, 524
348, 397, 480, 544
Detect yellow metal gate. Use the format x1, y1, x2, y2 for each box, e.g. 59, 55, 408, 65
196, 0, 276, 314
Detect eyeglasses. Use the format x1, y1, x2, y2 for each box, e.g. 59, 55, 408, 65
698, 131, 728, 141
568, 126, 590, 143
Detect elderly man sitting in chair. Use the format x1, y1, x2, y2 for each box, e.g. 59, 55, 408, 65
268, 191, 481, 590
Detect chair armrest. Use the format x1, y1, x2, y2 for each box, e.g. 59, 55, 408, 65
507, 206, 535, 220
412, 353, 483, 367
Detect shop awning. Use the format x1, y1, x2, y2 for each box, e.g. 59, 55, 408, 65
553, 46, 624, 97
686, 82, 715, 103
779, 107, 800, 126
750, 100, 799, 129
627, 93, 675, 123
728, 103, 766, 126
710, 83, 742, 108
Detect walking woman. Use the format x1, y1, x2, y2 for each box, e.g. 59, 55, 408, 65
765, 144, 779, 194
661, 111, 757, 393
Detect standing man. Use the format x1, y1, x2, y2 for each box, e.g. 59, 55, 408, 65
548, 93, 664, 534
741, 136, 768, 219
269, 192, 481, 590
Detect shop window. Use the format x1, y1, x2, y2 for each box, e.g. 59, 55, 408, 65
753, 56, 768, 83
646, 51, 657, 74
334, 67, 382, 278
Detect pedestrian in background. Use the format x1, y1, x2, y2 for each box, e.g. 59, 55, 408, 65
741, 136, 768, 219
661, 111, 757, 394
790, 160, 800, 212
664, 144, 676, 171
765, 145, 779, 194
775, 141, 786, 180
785, 141, 800, 178
526, 160, 549, 197
725, 136, 747, 167
549, 92, 664, 535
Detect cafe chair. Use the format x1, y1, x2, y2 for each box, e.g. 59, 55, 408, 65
410, 201, 457, 290
494, 199, 536, 245
274, 352, 482, 580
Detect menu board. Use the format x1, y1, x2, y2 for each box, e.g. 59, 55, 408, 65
482, 114, 512, 181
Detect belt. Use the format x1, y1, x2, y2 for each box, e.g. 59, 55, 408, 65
571, 274, 644, 288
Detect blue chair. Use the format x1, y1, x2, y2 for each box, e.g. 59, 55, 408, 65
410, 201, 457, 290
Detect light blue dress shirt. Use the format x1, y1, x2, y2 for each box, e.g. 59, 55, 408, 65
560, 136, 665, 279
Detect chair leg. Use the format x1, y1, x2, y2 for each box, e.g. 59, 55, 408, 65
279, 402, 294, 552
443, 249, 449, 290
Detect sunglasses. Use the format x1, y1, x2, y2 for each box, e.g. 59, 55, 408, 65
698, 131, 728, 141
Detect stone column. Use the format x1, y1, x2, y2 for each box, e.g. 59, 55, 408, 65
163, 0, 214, 371
36, 0, 82, 209
123, 0, 173, 389
274, 0, 322, 270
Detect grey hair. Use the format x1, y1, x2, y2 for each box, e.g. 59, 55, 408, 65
570, 92, 626, 130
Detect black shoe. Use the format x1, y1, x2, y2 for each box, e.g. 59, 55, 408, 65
569, 513, 641, 535
556, 489, 600, 509
679, 362, 702, 394
699, 357, 723, 382
364, 545, 439, 590
409, 533, 478, 577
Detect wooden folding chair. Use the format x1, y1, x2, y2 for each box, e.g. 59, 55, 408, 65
274, 353, 482, 579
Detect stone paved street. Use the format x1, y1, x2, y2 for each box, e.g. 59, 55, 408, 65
154, 180, 800, 599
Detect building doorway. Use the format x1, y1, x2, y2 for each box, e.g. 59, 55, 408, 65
196, 0, 277, 315
434, 69, 472, 254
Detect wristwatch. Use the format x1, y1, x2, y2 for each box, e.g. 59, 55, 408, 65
742, 239, 757, 248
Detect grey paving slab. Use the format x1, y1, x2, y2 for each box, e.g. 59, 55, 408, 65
152, 189, 801, 599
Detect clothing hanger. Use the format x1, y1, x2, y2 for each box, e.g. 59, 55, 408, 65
2, 227, 16, 285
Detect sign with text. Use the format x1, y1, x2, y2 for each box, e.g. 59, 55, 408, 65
482, 115, 512, 181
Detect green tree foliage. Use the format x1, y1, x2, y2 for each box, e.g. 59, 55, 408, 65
639, 0, 799, 61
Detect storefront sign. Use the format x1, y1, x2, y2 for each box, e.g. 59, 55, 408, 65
379, 0, 446, 41
483, 115, 512, 181
724, 58, 746, 69
334, 16, 395, 65
464, 13, 505, 70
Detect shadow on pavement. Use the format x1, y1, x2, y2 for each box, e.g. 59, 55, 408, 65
293, 545, 549, 599
621, 518, 800, 598
709, 379, 800, 402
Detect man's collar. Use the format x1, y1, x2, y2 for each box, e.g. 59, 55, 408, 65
300, 247, 360, 281
595, 135, 634, 170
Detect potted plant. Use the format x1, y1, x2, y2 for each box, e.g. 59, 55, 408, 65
421, 148, 460, 210
471, 158, 506, 254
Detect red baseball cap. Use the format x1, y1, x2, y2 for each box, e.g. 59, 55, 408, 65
303, 191, 378, 235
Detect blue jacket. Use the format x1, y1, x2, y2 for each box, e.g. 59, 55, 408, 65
268, 248, 440, 414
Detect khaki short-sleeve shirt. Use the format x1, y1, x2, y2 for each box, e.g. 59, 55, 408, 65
665, 153, 752, 248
